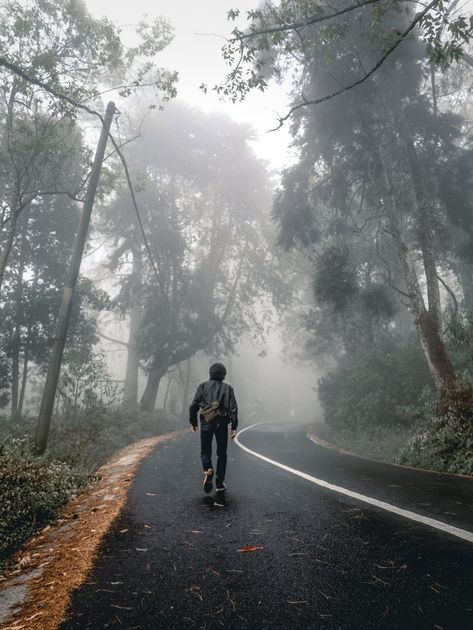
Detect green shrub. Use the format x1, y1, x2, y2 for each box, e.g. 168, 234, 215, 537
0, 454, 86, 559
318, 336, 431, 431
398, 391, 473, 475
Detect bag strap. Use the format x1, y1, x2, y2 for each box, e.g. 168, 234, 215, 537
216, 381, 223, 407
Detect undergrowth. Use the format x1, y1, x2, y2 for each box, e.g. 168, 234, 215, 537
0, 408, 177, 564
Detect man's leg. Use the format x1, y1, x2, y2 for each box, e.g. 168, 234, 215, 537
215, 423, 228, 489
200, 424, 214, 493
200, 424, 213, 470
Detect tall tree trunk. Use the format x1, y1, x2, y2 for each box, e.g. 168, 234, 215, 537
122, 252, 142, 410
389, 223, 457, 393
18, 345, 29, 416
397, 104, 443, 328
0, 212, 18, 294
140, 365, 165, 412
378, 144, 458, 394
10, 342, 20, 420
179, 359, 192, 416
10, 206, 30, 419
162, 372, 173, 414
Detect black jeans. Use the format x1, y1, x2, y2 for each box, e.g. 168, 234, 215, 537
200, 420, 228, 486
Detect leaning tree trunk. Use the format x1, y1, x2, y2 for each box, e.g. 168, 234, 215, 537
140, 365, 166, 412
397, 103, 442, 328
390, 223, 457, 393
378, 143, 458, 396
0, 212, 18, 294
122, 253, 142, 410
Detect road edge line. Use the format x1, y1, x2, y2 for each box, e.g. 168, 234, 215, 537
235, 424, 473, 545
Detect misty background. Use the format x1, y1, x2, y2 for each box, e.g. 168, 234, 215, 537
2, 0, 473, 561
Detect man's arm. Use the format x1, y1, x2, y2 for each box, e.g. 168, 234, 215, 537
189, 384, 203, 429
228, 386, 238, 433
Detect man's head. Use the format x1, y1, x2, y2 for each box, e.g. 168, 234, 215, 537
209, 362, 226, 381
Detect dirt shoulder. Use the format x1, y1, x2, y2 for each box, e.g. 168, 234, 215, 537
0, 430, 185, 630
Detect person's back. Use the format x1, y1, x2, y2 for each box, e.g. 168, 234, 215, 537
189, 362, 238, 506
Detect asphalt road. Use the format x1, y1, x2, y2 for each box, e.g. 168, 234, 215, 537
60, 423, 473, 630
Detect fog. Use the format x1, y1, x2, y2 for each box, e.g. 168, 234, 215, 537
3, 4, 473, 623
1, 0, 473, 471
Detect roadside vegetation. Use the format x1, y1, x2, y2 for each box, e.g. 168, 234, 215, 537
0, 407, 175, 563
218, 0, 473, 475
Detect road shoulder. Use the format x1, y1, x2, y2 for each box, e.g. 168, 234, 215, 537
0, 430, 185, 630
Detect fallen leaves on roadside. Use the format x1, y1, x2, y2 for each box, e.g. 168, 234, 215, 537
237, 545, 264, 553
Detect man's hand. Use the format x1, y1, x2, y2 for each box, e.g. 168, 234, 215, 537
191, 425, 197, 433
230, 429, 237, 440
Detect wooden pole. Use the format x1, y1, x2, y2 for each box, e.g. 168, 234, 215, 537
34, 101, 116, 454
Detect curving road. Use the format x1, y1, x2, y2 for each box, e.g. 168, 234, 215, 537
60, 423, 473, 629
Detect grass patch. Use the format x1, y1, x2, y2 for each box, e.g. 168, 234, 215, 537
315, 422, 414, 465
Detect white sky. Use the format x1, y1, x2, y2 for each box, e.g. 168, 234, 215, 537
87, 0, 293, 173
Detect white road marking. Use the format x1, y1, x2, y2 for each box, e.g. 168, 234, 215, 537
235, 424, 473, 545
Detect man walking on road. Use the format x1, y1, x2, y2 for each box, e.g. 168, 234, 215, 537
189, 362, 238, 506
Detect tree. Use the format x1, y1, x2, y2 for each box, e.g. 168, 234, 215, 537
0, 189, 110, 418
0, 0, 177, 294
250, 1, 473, 410
209, 0, 473, 125
101, 102, 290, 411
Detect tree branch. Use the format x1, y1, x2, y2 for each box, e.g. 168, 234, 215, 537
97, 329, 129, 348
270, 0, 441, 130
236, 0, 416, 41
437, 272, 459, 333
0, 55, 166, 294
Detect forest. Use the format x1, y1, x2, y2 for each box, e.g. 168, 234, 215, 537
1, 0, 473, 562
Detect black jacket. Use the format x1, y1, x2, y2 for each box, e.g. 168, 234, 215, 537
189, 379, 238, 430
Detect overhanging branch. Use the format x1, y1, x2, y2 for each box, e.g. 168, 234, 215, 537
270, 0, 441, 129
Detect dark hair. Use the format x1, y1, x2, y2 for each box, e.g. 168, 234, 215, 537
209, 362, 226, 381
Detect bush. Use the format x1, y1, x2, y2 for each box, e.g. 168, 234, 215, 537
0, 454, 86, 558
398, 390, 473, 475
1, 407, 176, 473
318, 336, 431, 431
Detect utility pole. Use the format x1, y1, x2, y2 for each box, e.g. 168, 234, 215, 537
34, 101, 116, 454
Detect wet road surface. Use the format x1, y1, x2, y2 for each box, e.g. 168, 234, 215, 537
60, 423, 473, 629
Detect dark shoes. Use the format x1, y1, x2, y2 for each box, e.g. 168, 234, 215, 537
214, 482, 227, 507
203, 468, 214, 494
